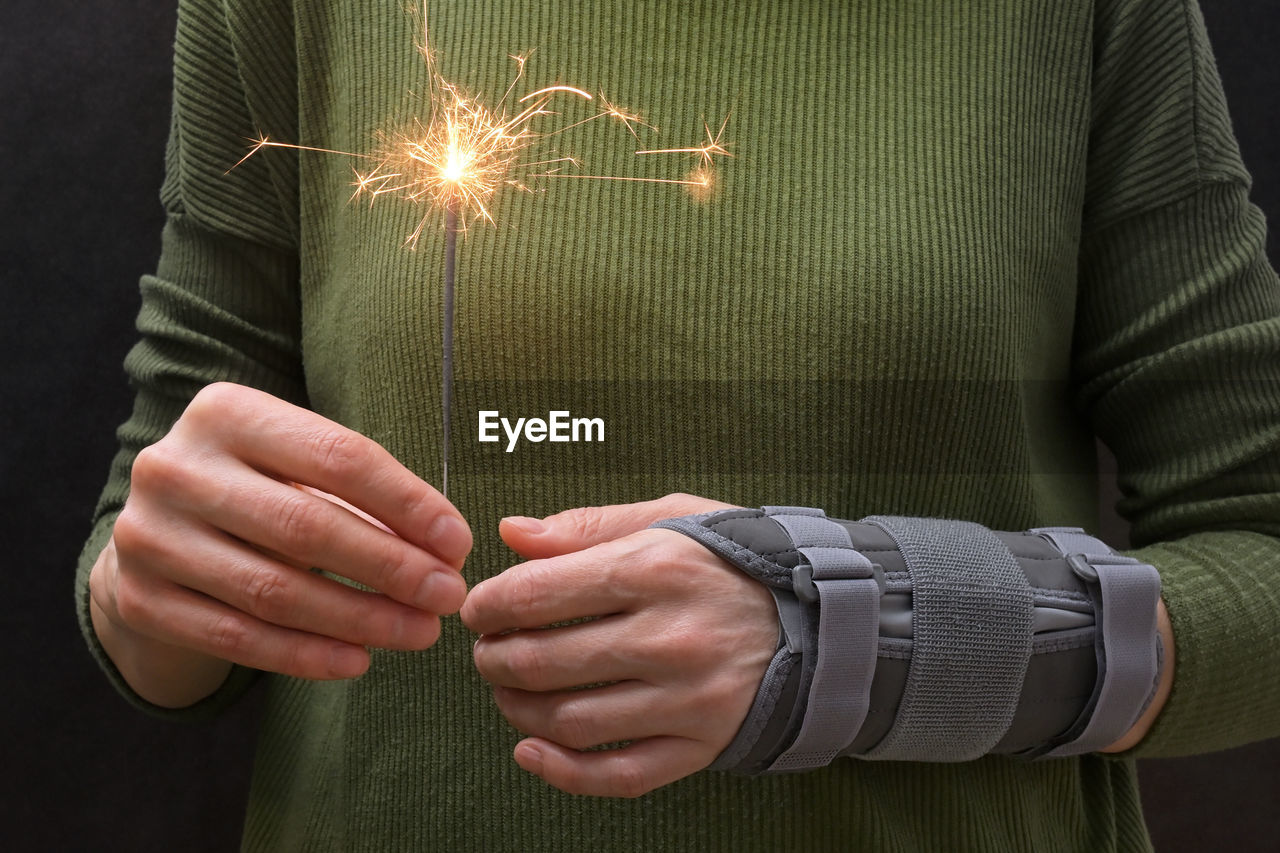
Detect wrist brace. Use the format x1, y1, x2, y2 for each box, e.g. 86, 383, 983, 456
652, 507, 1163, 774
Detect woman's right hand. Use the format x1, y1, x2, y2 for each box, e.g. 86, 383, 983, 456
88, 382, 471, 708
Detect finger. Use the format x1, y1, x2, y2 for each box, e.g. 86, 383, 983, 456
252, 485, 391, 570
113, 573, 371, 681
460, 538, 650, 635
512, 736, 712, 798
292, 482, 394, 534
465, 527, 741, 636
500, 493, 734, 559
493, 682, 692, 750
160, 522, 446, 650
473, 616, 657, 691
183, 383, 472, 565
183, 463, 467, 613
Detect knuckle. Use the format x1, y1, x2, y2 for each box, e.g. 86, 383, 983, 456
569, 507, 609, 542
548, 700, 596, 749
128, 444, 161, 484
112, 504, 180, 570
508, 642, 549, 688
310, 429, 371, 480
110, 574, 152, 628
506, 569, 544, 623
239, 566, 293, 621
594, 536, 662, 596
659, 491, 731, 519
353, 599, 395, 647
398, 487, 437, 529
648, 623, 699, 668
629, 540, 684, 586
272, 494, 327, 554
200, 381, 249, 408
192, 381, 235, 407
660, 492, 697, 516
206, 613, 250, 659
130, 443, 190, 496
278, 639, 315, 678
611, 759, 652, 799
185, 382, 241, 427
371, 546, 420, 602
637, 535, 678, 569
110, 505, 150, 557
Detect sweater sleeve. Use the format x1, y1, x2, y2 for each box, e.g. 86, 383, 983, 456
74, 0, 306, 719
1073, 0, 1280, 757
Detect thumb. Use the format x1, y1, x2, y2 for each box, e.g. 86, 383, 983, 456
500, 493, 735, 559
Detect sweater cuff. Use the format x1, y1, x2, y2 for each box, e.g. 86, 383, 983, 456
75, 510, 260, 721
1110, 531, 1280, 759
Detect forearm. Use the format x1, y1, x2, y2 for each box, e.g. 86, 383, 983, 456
656, 508, 1169, 771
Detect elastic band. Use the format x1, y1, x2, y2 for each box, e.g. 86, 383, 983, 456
862, 516, 1034, 761
763, 508, 880, 771
1031, 528, 1162, 756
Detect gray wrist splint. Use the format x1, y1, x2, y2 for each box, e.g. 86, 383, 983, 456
652, 507, 1164, 774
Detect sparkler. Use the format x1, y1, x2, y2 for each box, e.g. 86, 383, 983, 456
238, 2, 732, 497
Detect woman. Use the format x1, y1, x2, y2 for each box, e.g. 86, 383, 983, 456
79, 0, 1279, 849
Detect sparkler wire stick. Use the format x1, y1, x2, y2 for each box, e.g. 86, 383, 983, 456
441, 202, 458, 499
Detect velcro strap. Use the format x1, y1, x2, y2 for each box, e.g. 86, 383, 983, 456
762, 508, 880, 771
862, 516, 1035, 761
1030, 528, 1162, 756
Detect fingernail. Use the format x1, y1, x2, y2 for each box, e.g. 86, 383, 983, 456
329, 645, 367, 678
516, 742, 544, 773
415, 571, 467, 612
427, 514, 472, 562
504, 516, 545, 535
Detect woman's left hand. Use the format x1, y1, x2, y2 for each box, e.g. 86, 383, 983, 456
460, 493, 777, 797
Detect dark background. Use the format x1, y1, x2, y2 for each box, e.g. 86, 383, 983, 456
2, 1, 1277, 850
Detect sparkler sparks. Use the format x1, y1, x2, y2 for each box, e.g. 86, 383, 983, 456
241, 40, 731, 240
237, 2, 732, 495
636, 112, 734, 165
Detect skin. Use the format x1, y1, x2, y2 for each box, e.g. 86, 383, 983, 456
90, 382, 1174, 790
462, 493, 1176, 797
88, 382, 472, 708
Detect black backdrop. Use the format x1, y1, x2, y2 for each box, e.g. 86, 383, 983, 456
2, 2, 1277, 850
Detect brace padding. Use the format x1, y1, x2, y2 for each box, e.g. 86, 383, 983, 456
652, 508, 1164, 774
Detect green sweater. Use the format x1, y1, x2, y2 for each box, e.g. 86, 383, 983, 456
78, 0, 1280, 849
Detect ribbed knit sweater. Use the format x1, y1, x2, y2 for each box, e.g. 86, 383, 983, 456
77, 0, 1280, 850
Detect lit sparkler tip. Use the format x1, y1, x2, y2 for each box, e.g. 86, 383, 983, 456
235, 11, 731, 235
